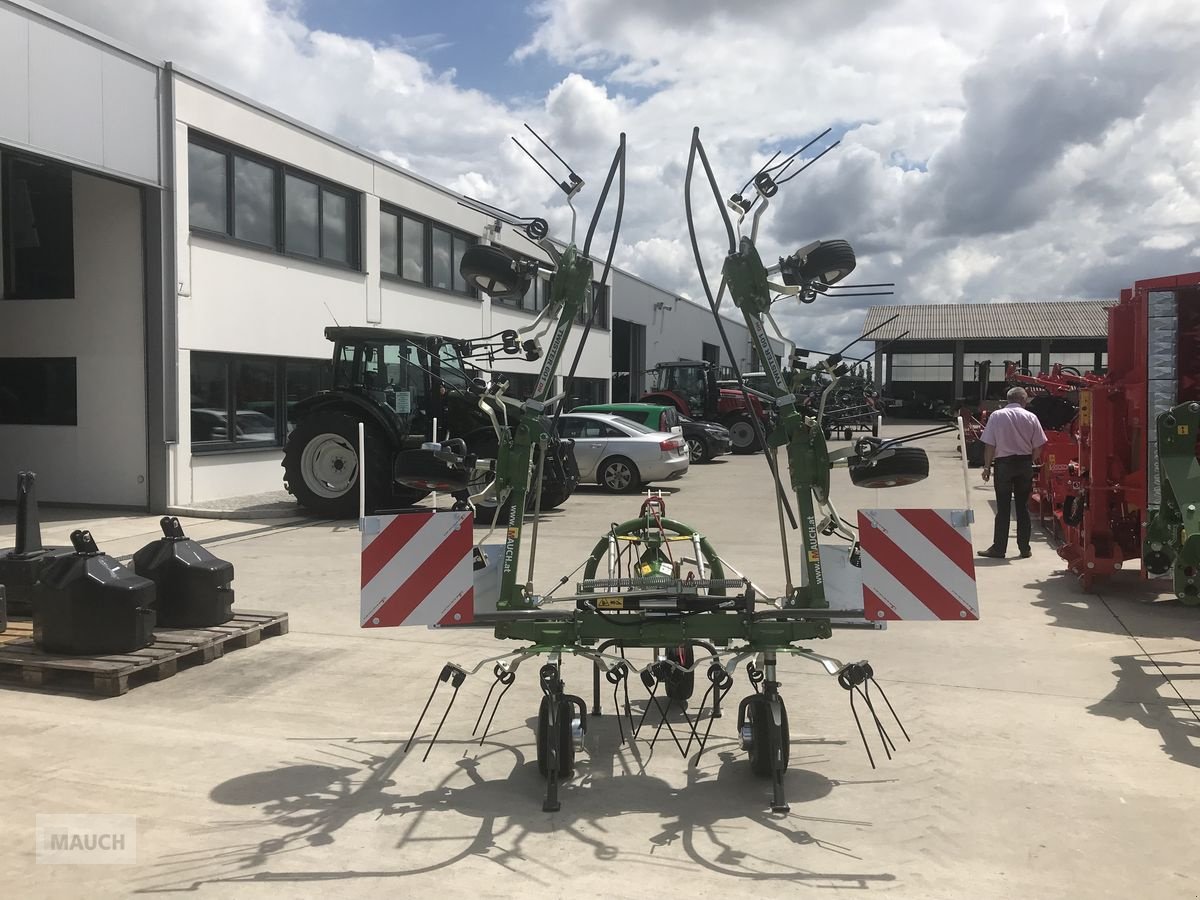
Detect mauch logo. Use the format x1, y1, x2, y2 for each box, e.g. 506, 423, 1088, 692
36, 814, 136, 865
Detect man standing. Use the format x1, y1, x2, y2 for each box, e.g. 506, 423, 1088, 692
977, 387, 1047, 559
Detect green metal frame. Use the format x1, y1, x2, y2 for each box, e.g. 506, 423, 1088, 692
1143, 401, 1200, 604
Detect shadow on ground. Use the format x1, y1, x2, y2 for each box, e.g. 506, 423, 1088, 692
135, 713, 896, 893
1089, 650, 1200, 769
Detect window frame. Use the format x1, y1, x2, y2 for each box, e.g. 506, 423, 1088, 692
190, 351, 332, 453
378, 201, 478, 299
1, 151, 77, 301
186, 130, 362, 272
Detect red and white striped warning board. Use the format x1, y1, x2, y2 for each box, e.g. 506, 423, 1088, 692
858, 509, 979, 621
360, 510, 475, 628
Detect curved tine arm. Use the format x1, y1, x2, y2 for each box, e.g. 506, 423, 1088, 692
817, 372, 843, 427
817, 496, 858, 542
554, 133, 626, 437
582, 133, 626, 262
478, 395, 506, 444
749, 193, 770, 244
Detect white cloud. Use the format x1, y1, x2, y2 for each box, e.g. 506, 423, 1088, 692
36, 0, 1200, 351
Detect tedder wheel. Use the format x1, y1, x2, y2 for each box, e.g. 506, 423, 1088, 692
849, 446, 930, 489
872, 417, 880, 438
686, 436, 708, 464
797, 239, 857, 286
728, 416, 761, 454
599, 457, 642, 493
536, 694, 575, 778
844, 428, 853, 442
743, 694, 790, 777
965, 440, 986, 468
665, 644, 696, 703
283, 410, 425, 517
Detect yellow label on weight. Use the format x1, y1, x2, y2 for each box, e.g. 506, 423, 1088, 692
1178, 425, 1190, 436
597, 597, 624, 609
1079, 392, 1092, 427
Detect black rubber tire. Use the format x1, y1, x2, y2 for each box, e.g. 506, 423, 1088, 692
727, 415, 761, 454
747, 694, 790, 777
536, 694, 575, 778
843, 428, 853, 442
1062, 494, 1085, 527
798, 239, 857, 286
686, 436, 708, 464
599, 456, 642, 493
1027, 394, 1078, 431
459, 244, 530, 298
965, 440, 986, 468
871, 417, 880, 438
283, 410, 423, 517
665, 644, 696, 703
849, 446, 930, 489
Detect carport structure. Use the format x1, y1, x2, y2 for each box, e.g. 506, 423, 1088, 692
861, 300, 1112, 405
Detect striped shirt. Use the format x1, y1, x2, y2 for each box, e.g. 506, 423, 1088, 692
980, 402, 1047, 458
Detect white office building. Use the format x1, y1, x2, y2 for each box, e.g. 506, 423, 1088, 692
0, 0, 785, 512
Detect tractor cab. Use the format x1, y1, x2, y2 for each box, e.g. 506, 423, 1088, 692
645, 360, 720, 421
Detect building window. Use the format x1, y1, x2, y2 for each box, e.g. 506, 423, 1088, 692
702, 342, 720, 366
187, 131, 361, 269
1, 154, 75, 300
379, 204, 475, 297
191, 352, 332, 451
576, 282, 610, 330
567, 376, 607, 408
0, 357, 76, 425
889, 353, 954, 382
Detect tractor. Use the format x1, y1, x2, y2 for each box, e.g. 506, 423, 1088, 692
282, 326, 578, 522
641, 359, 771, 454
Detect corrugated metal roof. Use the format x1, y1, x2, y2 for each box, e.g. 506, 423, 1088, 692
859, 300, 1114, 341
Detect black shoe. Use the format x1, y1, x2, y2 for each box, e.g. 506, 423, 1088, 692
977, 548, 1005, 559
1018, 548, 1032, 558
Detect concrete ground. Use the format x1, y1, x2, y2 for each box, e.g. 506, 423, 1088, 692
3, 423, 1199, 899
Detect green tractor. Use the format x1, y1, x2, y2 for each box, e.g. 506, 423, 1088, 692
282, 326, 579, 521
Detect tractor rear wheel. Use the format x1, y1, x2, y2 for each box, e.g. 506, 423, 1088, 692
283, 410, 424, 517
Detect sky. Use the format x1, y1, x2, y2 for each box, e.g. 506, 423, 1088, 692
39, 0, 1200, 352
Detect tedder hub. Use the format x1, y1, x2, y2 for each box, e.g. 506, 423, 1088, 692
359, 126, 981, 814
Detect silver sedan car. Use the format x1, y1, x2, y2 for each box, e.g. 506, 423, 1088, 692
556, 412, 690, 492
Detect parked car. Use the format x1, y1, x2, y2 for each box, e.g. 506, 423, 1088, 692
571, 402, 681, 435
555, 412, 689, 492
677, 413, 733, 463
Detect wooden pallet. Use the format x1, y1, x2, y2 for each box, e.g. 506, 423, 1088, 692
0, 610, 288, 697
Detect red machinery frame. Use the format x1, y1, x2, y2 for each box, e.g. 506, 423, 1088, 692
1053, 272, 1200, 589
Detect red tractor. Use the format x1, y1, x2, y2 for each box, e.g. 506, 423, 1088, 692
640, 359, 772, 454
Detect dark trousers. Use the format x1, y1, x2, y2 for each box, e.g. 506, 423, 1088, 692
992, 455, 1033, 553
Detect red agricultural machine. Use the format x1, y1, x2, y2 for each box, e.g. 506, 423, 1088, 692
1022, 272, 1200, 592
640, 359, 772, 453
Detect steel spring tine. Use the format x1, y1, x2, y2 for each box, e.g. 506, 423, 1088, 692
694, 678, 734, 759
614, 678, 627, 745
404, 678, 443, 754
868, 677, 910, 742
473, 677, 501, 736
849, 688, 876, 769
861, 682, 896, 757
478, 677, 515, 746
684, 681, 717, 756
633, 674, 658, 739
422, 681, 463, 763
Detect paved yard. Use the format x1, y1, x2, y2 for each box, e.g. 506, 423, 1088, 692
2, 424, 1199, 899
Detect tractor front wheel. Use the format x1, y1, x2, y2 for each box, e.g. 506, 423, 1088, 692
727, 416, 761, 454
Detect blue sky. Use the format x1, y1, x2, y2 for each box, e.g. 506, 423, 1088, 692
300, 0, 573, 102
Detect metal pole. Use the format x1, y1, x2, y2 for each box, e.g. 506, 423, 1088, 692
432, 416, 439, 510
956, 415, 972, 522
358, 421, 366, 529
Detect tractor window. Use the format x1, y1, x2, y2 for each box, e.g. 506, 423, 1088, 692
333, 344, 356, 388
435, 341, 471, 391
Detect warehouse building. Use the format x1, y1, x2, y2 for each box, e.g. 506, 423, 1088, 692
860, 300, 1112, 407
0, 0, 783, 511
